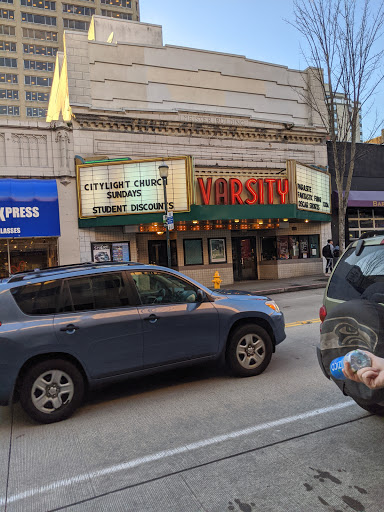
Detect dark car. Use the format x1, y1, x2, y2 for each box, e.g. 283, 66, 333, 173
318, 232, 384, 415
0, 262, 285, 423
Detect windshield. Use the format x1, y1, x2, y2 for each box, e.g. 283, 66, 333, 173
328, 244, 384, 302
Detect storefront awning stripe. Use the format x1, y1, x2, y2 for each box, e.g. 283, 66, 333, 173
78, 204, 331, 228
333, 190, 384, 207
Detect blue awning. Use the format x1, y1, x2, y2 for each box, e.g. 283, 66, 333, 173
0, 179, 60, 238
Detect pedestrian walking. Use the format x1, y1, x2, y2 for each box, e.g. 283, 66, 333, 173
322, 239, 334, 274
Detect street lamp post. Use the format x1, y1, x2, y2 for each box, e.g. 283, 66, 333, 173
158, 164, 172, 268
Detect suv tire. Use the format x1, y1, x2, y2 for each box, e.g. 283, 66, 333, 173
226, 324, 273, 377
352, 398, 384, 416
19, 359, 85, 424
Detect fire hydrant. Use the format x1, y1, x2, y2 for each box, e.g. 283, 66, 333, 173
212, 271, 222, 289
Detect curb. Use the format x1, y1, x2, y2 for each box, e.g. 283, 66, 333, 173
252, 282, 327, 296
214, 282, 327, 296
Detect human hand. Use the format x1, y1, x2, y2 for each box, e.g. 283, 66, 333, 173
343, 351, 384, 390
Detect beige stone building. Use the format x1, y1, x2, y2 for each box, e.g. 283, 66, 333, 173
1, 17, 332, 286
0, 0, 139, 120
0, 119, 79, 277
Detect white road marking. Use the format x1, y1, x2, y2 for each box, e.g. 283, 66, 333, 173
0, 401, 355, 506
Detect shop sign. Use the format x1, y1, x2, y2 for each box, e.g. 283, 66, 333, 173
296, 164, 330, 214
78, 157, 192, 218
0, 179, 60, 238
197, 177, 289, 205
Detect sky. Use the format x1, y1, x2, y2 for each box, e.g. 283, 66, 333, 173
139, 0, 384, 140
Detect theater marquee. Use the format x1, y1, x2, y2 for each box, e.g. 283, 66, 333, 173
77, 157, 193, 218
296, 164, 331, 214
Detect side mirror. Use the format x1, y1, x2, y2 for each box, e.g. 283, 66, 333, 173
196, 289, 206, 302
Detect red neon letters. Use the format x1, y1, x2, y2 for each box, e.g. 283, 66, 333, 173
197, 177, 289, 205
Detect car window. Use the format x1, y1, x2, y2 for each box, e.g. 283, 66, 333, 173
131, 271, 198, 305
328, 245, 384, 301
11, 279, 61, 315
59, 272, 130, 313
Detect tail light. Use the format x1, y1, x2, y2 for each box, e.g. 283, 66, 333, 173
319, 305, 327, 323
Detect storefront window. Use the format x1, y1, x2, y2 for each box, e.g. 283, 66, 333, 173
277, 236, 289, 260
183, 239, 203, 265
289, 236, 299, 259
360, 219, 373, 228
261, 237, 277, 260
262, 234, 319, 261
309, 235, 320, 258
358, 208, 373, 218
347, 208, 384, 240
0, 238, 58, 278
299, 236, 309, 258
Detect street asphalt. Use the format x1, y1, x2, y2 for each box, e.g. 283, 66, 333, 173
1, 288, 383, 512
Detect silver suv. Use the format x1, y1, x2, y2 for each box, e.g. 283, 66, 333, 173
0, 262, 285, 423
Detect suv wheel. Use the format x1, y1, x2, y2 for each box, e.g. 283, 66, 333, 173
352, 398, 384, 416
226, 324, 273, 377
19, 359, 85, 424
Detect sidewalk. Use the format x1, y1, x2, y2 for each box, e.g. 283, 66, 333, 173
217, 273, 329, 296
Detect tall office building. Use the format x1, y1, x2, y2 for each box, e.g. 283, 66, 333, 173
325, 88, 363, 143
0, 0, 140, 120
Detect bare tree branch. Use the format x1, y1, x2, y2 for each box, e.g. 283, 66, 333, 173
290, 0, 384, 251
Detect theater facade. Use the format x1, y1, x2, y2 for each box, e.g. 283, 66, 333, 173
47, 16, 332, 286
76, 156, 331, 285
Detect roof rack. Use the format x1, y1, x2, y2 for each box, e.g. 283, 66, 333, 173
7, 261, 141, 283
359, 231, 384, 240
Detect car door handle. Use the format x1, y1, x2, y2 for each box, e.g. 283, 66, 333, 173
144, 314, 158, 324
60, 324, 79, 334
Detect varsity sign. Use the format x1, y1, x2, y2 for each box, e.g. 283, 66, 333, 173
77, 157, 192, 218
197, 177, 289, 205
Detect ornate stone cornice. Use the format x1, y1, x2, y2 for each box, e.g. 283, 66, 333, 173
73, 113, 326, 145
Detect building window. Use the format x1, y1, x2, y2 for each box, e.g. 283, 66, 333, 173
0, 238, 58, 280
21, 12, 56, 25
21, 0, 55, 9
0, 104, 19, 115
0, 88, 18, 99
183, 239, 203, 266
0, 41, 16, 51
347, 208, 384, 241
0, 57, 17, 67
63, 18, 89, 30
26, 106, 47, 117
62, 4, 95, 15
25, 90, 49, 101
0, 73, 17, 83
0, 8, 14, 19
262, 235, 319, 260
22, 28, 57, 41
101, 9, 132, 19
261, 237, 277, 260
24, 60, 54, 71
0, 0, 13, 3
0, 24, 15, 35
24, 75, 52, 86
101, 0, 131, 6
23, 43, 57, 55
